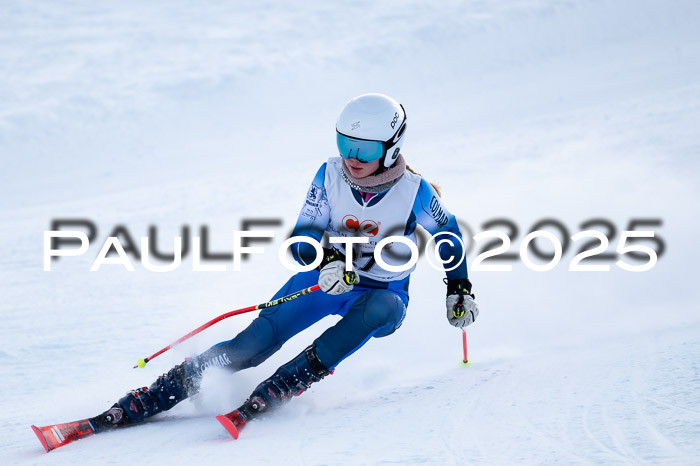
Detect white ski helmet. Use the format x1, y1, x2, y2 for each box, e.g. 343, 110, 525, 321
336, 93, 407, 168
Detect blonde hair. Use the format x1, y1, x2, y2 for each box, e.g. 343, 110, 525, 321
406, 164, 442, 197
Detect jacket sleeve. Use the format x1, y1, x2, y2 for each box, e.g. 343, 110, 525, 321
289, 163, 331, 266
409, 178, 468, 280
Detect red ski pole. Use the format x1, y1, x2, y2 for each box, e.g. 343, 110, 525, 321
134, 284, 321, 368
460, 328, 470, 367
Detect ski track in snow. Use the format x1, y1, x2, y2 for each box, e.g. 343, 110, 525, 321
2, 0, 700, 464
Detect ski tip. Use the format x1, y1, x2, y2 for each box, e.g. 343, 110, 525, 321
215, 415, 240, 440
31, 425, 51, 453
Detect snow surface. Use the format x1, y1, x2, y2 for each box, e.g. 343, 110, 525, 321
1, 0, 700, 464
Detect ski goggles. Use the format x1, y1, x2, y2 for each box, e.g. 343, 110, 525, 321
336, 132, 386, 163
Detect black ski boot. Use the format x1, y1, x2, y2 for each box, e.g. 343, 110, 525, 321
217, 345, 329, 438
91, 359, 202, 431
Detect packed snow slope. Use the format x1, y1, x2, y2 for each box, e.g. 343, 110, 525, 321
1, 0, 699, 464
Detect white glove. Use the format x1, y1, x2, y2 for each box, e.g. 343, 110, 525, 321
318, 261, 359, 295
446, 293, 479, 327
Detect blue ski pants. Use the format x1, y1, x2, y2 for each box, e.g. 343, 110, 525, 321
193, 270, 409, 373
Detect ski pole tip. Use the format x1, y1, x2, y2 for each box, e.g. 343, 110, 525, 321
460, 359, 471, 367
136, 358, 147, 369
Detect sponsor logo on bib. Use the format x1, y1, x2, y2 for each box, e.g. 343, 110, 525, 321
342, 214, 379, 237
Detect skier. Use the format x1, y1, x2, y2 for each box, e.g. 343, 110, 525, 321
92, 93, 480, 436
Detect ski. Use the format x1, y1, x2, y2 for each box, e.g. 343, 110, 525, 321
31, 418, 97, 453
215, 409, 247, 440
34, 399, 258, 451
216, 395, 269, 440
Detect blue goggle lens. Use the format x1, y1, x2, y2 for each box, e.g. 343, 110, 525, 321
336, 132, 385, 163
